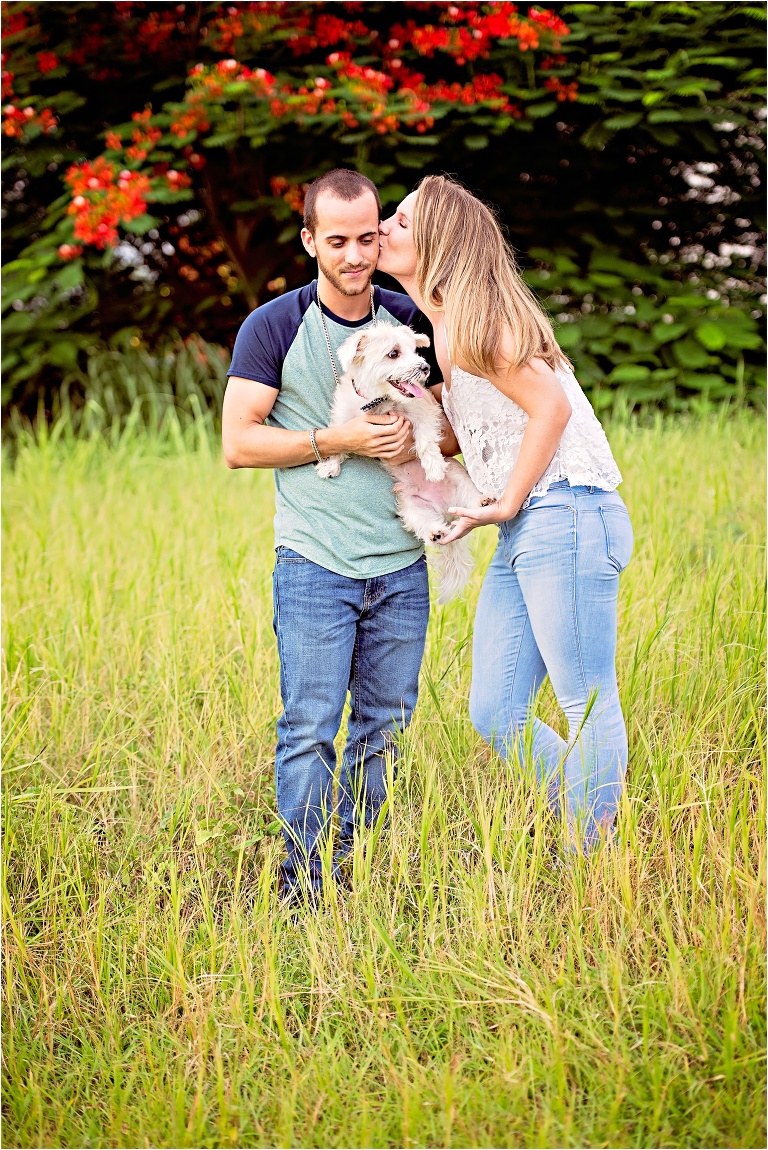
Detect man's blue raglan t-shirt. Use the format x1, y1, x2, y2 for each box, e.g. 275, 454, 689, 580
228, 280, 439, 579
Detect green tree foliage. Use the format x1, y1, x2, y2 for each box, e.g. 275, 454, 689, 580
485, 1, 767, 409
2, 0, 765, 415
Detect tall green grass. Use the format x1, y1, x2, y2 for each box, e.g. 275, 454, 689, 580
2, 411, 765, 1148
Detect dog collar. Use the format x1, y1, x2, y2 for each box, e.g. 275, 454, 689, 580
352, 382, 387, 412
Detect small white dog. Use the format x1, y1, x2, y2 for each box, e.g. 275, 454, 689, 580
315, 324, 492, 601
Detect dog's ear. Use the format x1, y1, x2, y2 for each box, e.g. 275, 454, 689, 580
336, 331, 371, 373
414, 333, 430, 349
337, 330, 372, 374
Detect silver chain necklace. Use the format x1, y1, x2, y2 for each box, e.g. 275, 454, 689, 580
318, 284, 381, 408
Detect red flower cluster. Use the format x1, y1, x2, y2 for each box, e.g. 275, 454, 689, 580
286, 12, 372, 55
185, 60, 345, 124
270, 84, 339, 121
171, 229, 227, 287
58, 243, 83, 260
398, 23, 450, 57
65, 158, 151, 248
543, 76, 578, 102
126, 109, 162, 161
188, 59, 276, 95
327, 53, 394, 96
36, 50, 58, 73
514, 22, 541, 51
104, 114, 164, 158
182, 144, 206, 170
163, 167, 192, 189
224, 58, 275, 87
202, 3, 370, 57
271, 175, 310, 213
207, 5, 367, 55
540, 54, 567, 70
324, 54, 400, 132
394, 67, 518, 121
205, 3, 291, 54
426, 74, 517, 114
135, 9, 179, 56
170, 103, 211, 139
389, 3, 568, 65
2, 102, 56, 137
527, 7, 570, 36
208, 9, 246, 54
2, 4, 29, 37
2, 65, 14, 100
176, 61, 278, 131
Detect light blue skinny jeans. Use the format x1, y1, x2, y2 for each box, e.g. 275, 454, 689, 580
469, 481, 634, 849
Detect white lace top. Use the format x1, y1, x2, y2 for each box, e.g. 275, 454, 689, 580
441, 362, 622, 505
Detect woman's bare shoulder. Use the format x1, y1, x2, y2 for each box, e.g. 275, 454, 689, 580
496, 335, 559, 383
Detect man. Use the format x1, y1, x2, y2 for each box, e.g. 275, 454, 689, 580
222, 168, 456, 903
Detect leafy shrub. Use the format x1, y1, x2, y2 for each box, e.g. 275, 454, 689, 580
524, 248, 765, 410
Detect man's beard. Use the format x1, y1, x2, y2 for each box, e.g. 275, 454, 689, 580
317, 254, 374, 297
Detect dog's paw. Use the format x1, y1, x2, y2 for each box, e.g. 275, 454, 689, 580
430, 530, 445, 543
480, 496, 497, 507
316, 457, 342, 479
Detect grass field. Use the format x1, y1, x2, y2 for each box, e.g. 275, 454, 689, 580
2, 412, 766, 1149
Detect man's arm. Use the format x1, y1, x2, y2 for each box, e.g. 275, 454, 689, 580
222, 377, 413, 469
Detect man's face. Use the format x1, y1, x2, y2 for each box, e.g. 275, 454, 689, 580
301, 190, 380, 296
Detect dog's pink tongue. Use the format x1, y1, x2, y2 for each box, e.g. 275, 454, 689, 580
403, 381, 424, 397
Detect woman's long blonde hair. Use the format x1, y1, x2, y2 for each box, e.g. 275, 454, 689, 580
413, 174, 569, 377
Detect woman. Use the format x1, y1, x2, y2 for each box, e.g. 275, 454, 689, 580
377, 175, 633, 851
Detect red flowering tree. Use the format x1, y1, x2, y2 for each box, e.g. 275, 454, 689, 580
2, 1, 574, 402
52, 2, 572, 300
2, 1, 764, 413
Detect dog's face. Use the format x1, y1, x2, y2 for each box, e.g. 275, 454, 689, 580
337, 325, 431, 401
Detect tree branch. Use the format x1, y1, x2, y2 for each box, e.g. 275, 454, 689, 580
202, 168, 259, 312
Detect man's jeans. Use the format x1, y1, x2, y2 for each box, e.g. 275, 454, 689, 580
272, 548, 430, 895
469, 482, 634, 850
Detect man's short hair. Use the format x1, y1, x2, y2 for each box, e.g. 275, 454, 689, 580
303, 169, 381, 235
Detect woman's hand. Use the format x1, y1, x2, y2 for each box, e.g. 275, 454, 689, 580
435, 355, 571, 543
436, 498, 516, 545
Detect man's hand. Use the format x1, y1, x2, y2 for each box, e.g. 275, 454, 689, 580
380, 416, 417, 466
321, 412, 412, 461
371, 395, 461, 468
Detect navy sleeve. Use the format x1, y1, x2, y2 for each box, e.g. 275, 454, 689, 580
227, 285, 313, 389
377, 286, 441, 387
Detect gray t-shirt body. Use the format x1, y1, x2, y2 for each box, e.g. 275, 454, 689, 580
227, 280, 438, 579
